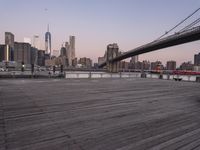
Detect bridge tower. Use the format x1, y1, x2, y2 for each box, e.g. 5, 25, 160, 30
106, 43, 119, 73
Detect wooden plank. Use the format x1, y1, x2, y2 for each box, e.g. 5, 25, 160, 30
0, 78, 200, 150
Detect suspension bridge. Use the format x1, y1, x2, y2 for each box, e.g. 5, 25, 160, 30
99, 8, 200, 72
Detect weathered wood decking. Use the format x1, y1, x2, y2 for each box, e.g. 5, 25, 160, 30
0, 78, 200, 150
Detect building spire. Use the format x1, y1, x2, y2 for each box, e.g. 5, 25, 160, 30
47, 24, 49, 32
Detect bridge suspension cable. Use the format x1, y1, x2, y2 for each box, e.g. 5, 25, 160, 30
156, 7, 200, 40
179, 17, 200, 32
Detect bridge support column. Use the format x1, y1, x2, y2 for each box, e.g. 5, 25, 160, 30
141, 61, 146, 78
107, 62, 119, 73
106, 43, 119, 73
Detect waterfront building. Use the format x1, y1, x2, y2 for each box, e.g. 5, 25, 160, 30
31, 47, 38, 65
78, 57, 92, 68
14, 42, 31, 64
142, 60, 151, 70
194, 53, 200, 66
5, 32, 14, 61
180, 61, 193, 70
98, 57, 105, 65
72, 57, 77, 67
119, 61, 129, 70
37, 50, 45, 66
0, 45, 5, 62
166, 61, 176, 70
130, 55, 139, 63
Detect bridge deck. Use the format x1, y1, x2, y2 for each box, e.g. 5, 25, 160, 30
0, 78, 200, 150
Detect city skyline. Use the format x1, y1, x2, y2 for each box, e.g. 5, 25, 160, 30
0, 0, 200, 65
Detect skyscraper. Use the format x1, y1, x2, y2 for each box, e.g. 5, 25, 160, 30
166, 61, 176, 70
60, 47, 67, 57
69, 36, 75, 60
130, 55, 139, 63
38, 50, 45, 66
194, 53, 200, 66
45, 25, 51, 57
0, 45, 5, 62
5, 32, 14, 48
5, 32, 14, 61
65, 42, 70, 58
14, 42, 31, 64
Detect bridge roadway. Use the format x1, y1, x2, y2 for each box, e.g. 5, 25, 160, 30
99, 26, 200, 68
0, 78, 200, 150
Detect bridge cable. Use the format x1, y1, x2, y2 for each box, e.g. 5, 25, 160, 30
178, 17, 200, 32
156, 7, 200, 40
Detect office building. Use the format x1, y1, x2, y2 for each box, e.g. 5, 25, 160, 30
31, 47, 38, 65
69, 36, 75, 60
0, 45, 5, 62
5, 32, 14, 48
37, 50, 45, 66
119, 61, 129, 70
72, 57, 78, 67
98, 57, 105, 65
142, 60, 151, 70
166, 61, 176, 70
1, 45, 12, 62
45, 25, 52, 57
130, 55, 139, 63
194, 53, 200, 66
193, 66, 200, 71
65, 37, 75, 67
5, 32, 14, 61
180, 61, 193, 70
14, 42, 31, 64
60, 47, 67, 57
78, 57, 92, 68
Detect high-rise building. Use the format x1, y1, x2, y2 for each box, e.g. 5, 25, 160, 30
119, 61, 129, 70
98, 57, 105, 65
31, 47, 38, 65
78, 57, 92, 68
14, 42, 31, 64
45, 25, 51, 57
130, 55, 139, 63
166, 61, 176, 70
72, 57, 77, 67
65, 36, 75, 67
65, 42, 70, 58
33, 35, 39, 49
0, 45, 5, 62
5, 32, 14, 48
5, 32, 14, 61
60, 47, 67, 57
194, 53, 200, 66
37, 50, 45, 66
69, 36, 75, 60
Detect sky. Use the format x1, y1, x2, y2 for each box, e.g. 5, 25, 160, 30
0, 0, 200, 66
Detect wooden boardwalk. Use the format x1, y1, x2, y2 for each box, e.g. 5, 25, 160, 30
0, 78, 200, 150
